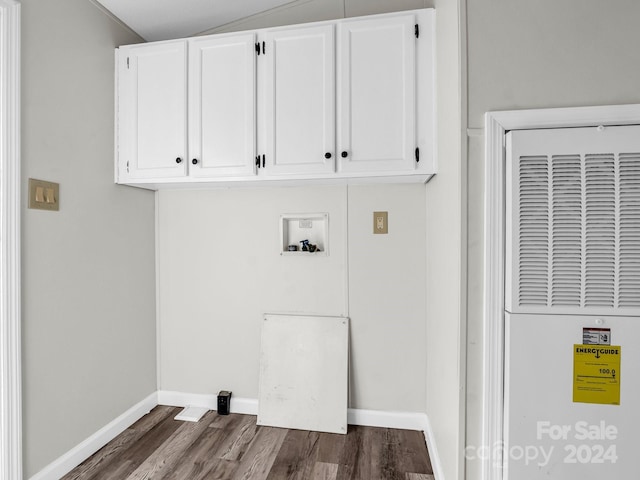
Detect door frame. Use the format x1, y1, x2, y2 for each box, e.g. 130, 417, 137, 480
0, 1, 21, 478
482, 103, 640, 480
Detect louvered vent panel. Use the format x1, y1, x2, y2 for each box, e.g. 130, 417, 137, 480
618, 154, 640, 308
518, 156, 549, 306
507, 126, 640, 316
584, 154, 616, 307
550, 155, 582, 307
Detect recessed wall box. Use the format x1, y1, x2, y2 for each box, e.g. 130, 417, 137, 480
280, 213, 328, 256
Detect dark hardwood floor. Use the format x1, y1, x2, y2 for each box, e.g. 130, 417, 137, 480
62, 406, 434, 480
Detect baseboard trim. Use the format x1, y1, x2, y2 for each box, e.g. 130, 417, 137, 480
346, 408, 426, 430
29, 392, 158, 480
158, 390, 431, 431
422, 414, 445, 480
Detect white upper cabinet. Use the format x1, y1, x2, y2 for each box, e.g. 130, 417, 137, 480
115, 9, 435, 188
337, 14, 417, 173
189, 33, 257, 178
117, 41, 188, 180
261, 25, 335, 176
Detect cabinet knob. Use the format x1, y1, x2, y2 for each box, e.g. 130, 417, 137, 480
192, 159, 198, 165
176, 157, 182, 164
341, 151, 348, 158
325, 152, 332, 159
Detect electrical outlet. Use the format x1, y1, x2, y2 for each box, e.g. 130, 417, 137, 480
373, 211, 388, 234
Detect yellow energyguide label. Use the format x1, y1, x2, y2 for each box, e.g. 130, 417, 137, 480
573, 344, 621, 405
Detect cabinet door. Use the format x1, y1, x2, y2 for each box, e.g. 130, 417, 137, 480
262, 25, 335, 176
189, 34, 257, 178
337, 14, 416, 173
117, 41, 187, 180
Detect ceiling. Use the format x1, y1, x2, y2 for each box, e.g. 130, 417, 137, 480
94, 0, 296, 41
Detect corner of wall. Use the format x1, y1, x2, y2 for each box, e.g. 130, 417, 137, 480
425, 0, 466, 479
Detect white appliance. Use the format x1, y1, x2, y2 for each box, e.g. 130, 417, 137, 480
504, 125, 640, 479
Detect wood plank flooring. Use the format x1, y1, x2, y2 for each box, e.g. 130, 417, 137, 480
62, 406, 434, 480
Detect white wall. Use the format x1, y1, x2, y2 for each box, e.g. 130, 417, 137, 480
158, 186, 348, 398
347, 185, 427, 410
465, 1, 640, 479
425, 1, 465, 479
157, 184, 428, 412
21, 0, 156, 476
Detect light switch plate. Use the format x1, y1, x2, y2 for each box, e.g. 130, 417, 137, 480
373, 211, 388, 234
28, 178, 59, 211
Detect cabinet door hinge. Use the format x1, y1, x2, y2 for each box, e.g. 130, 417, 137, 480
415, 24, 419, 39
415, 147, 420, 163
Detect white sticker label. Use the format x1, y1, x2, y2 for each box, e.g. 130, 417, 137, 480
583, 328, 611, 345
